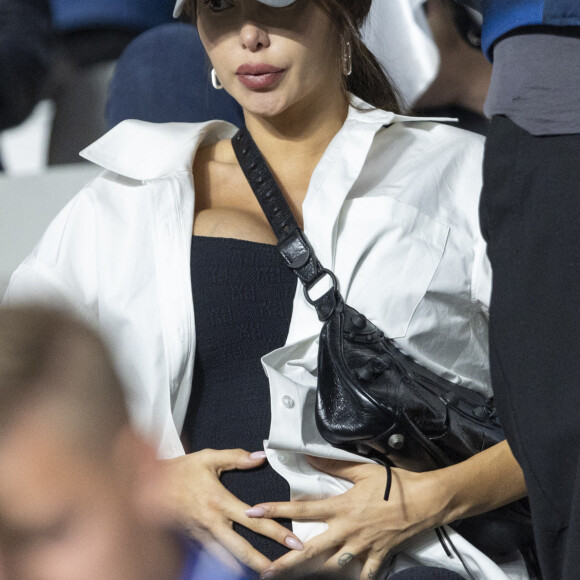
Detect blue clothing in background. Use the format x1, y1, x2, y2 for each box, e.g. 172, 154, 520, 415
180, 539, 252, 580
106, 23, 244, 129
49, 0, 176, 33
457, 0, 580, 58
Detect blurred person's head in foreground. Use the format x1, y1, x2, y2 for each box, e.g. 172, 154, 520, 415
0, 306, 246, 580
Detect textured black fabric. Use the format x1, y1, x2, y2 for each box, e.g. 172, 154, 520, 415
480, 115, 580, 579
185, 236, 296, 563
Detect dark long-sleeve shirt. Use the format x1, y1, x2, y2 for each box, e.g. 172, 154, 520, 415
454, 0, 580, 135
0, 0, 53, 131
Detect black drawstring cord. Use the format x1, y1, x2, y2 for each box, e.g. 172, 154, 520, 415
435, 527, 454, 558
383, 463, 393, 501
383, 466, 475, 580
438, 526, 478, 580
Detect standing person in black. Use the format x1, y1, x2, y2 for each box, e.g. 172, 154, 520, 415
453, 1, 580, 578
0, 0, 52, 136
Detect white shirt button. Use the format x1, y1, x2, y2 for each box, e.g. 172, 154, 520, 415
282, 395, 295, 409
277, 454, 289, 465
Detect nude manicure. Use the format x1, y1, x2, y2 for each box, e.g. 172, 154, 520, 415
284, 536, 304, 551
249, 450, 268, 460
245, 507, 266, 517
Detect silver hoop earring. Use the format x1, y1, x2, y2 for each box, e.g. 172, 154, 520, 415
342, 40, 353, 77
211, 68, 224, 90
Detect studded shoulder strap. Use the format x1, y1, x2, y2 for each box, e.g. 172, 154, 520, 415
231, 127, 340, 320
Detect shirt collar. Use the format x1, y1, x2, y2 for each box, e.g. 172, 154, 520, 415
346, 94, 453, 125
80, 119, 238, 181
79, 97, 449, 182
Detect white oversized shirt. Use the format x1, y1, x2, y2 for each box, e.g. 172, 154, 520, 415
4, 100, 527, 578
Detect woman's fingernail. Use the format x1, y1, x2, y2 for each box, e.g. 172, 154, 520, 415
284, 536, 304, 551
249, 451, 268, 460
245, 507, 266, 517
261, 570, 277, 579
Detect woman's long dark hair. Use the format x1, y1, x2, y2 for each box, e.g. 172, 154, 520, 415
318, 0, 403, 113
184, 0, 403, 114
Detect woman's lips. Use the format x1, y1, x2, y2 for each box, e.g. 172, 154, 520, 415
236, 64, 285, 90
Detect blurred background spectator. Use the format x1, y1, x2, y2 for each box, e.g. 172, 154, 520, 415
0, 305, 252, 580
0, 0, 178, 171
46, 0, 176, 164
361, 0, 439, 109
413, 0, 490, 135
106, 23, 244, 130
0, 0, 53, 168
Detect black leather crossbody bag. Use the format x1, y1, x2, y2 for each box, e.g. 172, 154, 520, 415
231, 127, 536, 564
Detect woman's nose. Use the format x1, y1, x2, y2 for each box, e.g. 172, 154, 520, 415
240, 22, 271, 52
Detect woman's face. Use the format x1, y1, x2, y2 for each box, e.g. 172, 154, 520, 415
196, 0, 344, 119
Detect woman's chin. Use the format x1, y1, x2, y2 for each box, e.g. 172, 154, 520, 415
245, 107, 286, 120
235, 91, 293, 120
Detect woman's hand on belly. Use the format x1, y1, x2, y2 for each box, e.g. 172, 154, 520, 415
245, 458, 442, 579
247, 441, 527, 579
162, 448, 304, 573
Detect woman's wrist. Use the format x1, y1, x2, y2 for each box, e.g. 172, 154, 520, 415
425, 441, 528, 527
428, 463, 474, 526
391, 467, 455, 533
418, 466, 459, 528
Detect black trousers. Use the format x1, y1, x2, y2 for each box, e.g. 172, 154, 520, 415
480, 116, 580, 579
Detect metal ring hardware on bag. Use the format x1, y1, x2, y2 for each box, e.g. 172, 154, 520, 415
303, 268, 338, 306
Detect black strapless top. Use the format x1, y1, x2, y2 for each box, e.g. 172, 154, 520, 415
184, 236, 297, 563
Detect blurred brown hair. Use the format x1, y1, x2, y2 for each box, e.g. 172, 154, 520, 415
0, 305, 129, 455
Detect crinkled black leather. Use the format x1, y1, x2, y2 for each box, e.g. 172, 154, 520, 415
315, 298, 504, 470
232, 127, 534, 559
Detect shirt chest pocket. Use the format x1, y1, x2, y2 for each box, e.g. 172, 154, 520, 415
334, 196, 450, 339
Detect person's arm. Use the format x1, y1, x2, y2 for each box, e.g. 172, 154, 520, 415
0, 0, 53, 131
432, 440, 526, 522
246, 440, 526, 579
